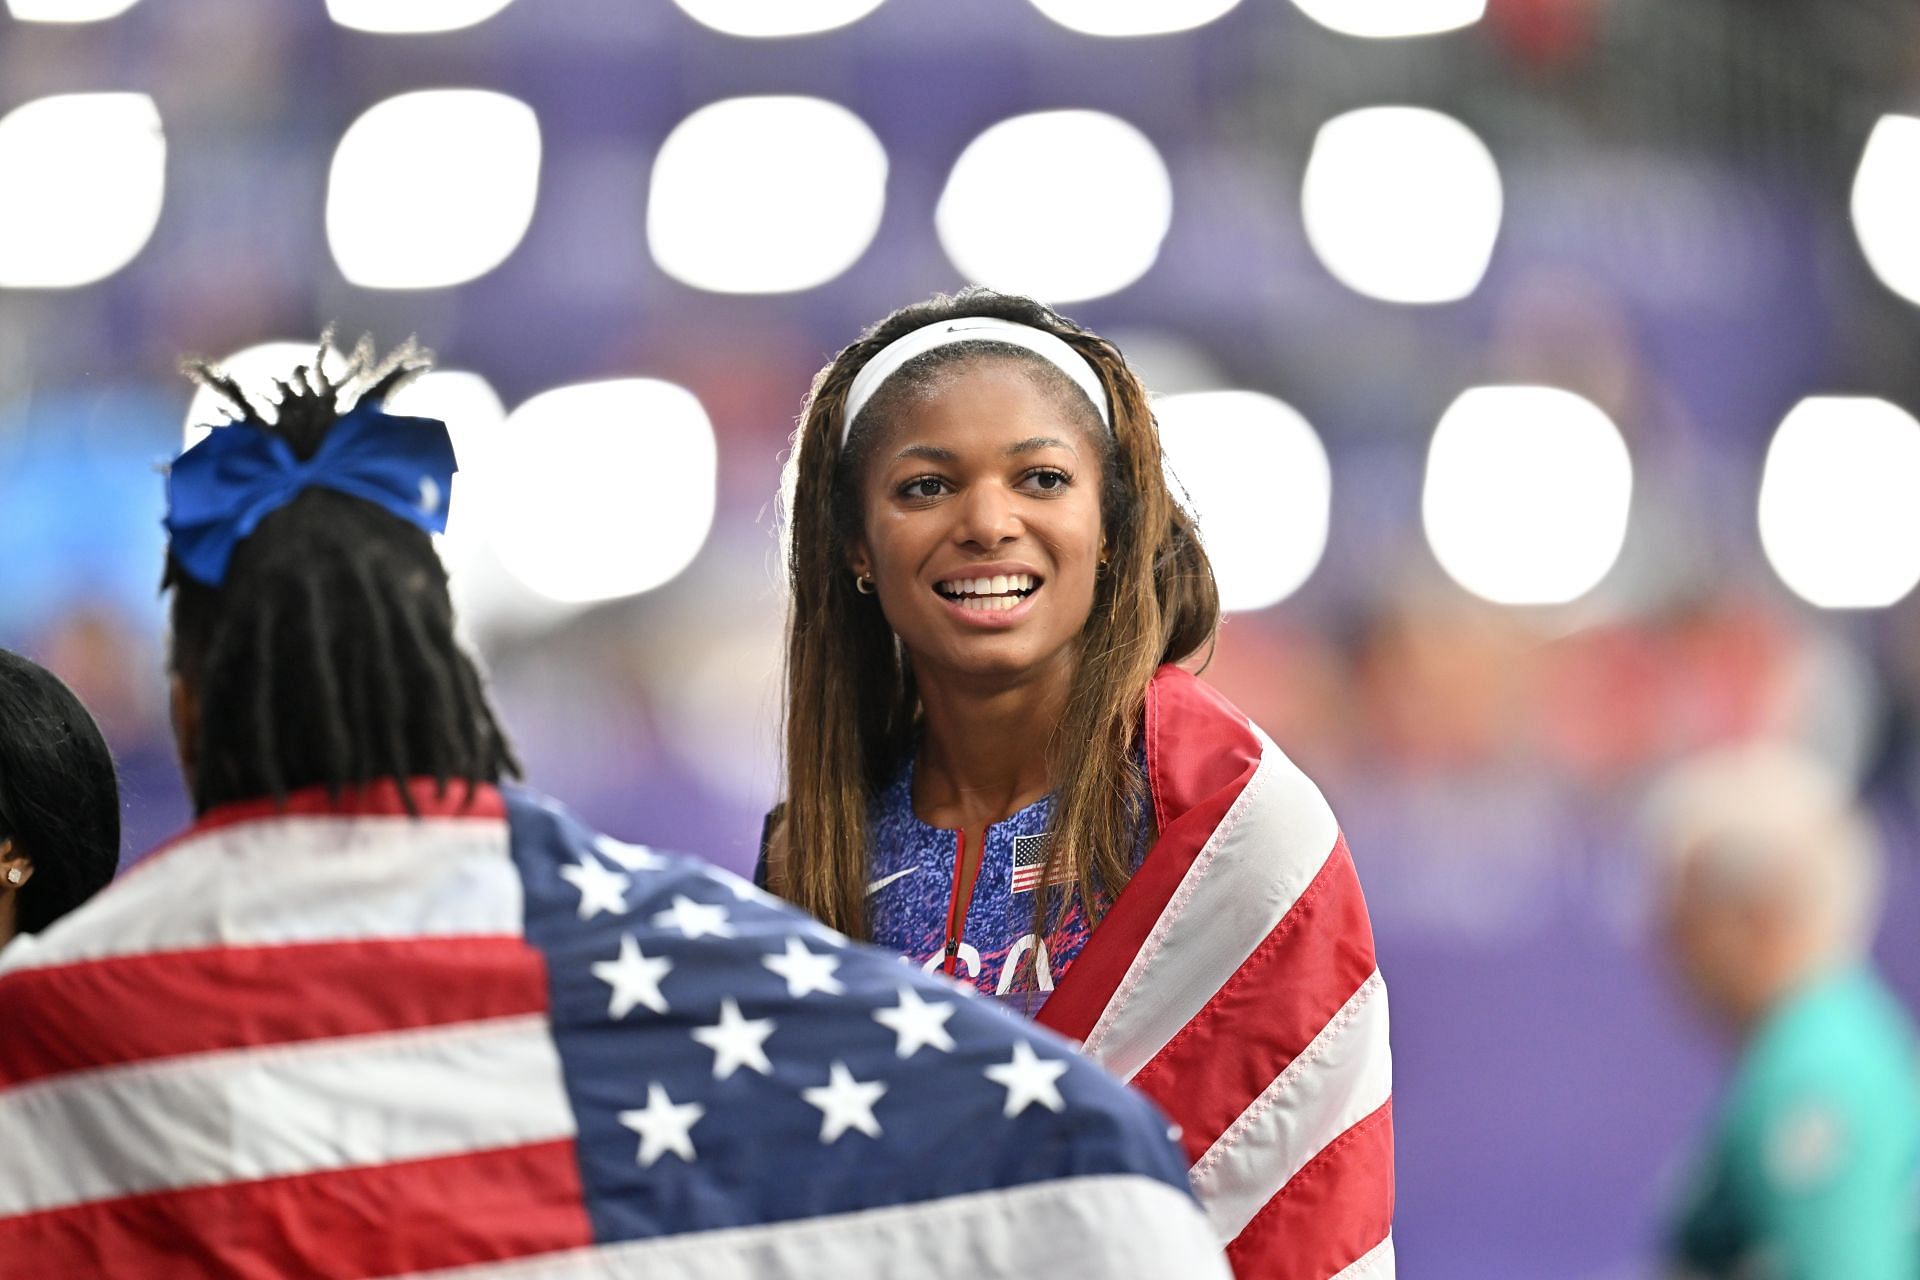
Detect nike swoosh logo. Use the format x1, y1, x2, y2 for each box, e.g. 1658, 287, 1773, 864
866, 866, 920, 896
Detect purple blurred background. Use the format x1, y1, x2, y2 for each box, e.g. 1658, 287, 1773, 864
5, 1, 1920, 1272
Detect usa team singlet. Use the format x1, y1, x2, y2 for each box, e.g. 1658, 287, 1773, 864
862, 755, 1133, 1015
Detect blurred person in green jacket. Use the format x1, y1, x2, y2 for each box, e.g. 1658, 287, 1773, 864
1650, 744, 1920, 1278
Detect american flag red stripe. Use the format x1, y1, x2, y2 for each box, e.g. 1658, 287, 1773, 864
1039, 667, 1394, 1279
0, 936, 549, 1088
0, 1140, 592, 1280
0, 793, 585, 1272
1227, 1101, 1395, 1279
1133, 836, 1379, 1162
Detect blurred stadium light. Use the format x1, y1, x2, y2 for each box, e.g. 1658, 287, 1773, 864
1158, 391, 1331, 612
183, 342, 344, 448
1289, 0, 1483, 39
1759, 397, 1920, 609
0, 94, 164, 289
936, 110, 1172, 304
386, 369, 505, 554
1302, 106, 1502, 304
1852, 114, 1920, 308
648, 97, 887, 295
5, 0, 139, 20
670, 0, 886, 38
1026, 0, 1243, 38
489, 379, 716, 605
1102, 331, 1228, 398
325, 0, 515, 34
326, 90, 541, 290
1422, 386, 1632, 606
385, 371, 514, 629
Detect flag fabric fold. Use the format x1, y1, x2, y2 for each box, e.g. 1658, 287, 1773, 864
1038, 666, 1396, 1279
0, 780, 1227, 1280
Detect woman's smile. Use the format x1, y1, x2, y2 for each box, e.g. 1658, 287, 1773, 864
932, 565, 1045, 624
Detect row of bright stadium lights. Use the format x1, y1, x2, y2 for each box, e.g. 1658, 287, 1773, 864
9, 89, 1920, 314
11, 0, 1920, 619
0, 90, 1484, 303
8, 0, 1487, 41
189, 348, 1920, 616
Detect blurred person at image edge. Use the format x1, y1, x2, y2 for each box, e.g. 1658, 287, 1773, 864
0, 648, 119, 951
1651, 744, 1920, 1277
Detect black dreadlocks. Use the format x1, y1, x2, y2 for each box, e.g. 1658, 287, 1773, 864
165, 336, 519, 814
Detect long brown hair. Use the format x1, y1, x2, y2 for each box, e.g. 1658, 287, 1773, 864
772, 289, 1218, 953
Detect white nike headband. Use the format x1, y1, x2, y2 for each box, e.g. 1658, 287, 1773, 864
839, 316, 1112, 446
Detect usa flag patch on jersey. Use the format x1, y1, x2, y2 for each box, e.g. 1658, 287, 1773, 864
1010, 834, 1071, 894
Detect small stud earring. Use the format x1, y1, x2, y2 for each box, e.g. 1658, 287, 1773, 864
5, 868, 22, 886
855, 574, 876, 595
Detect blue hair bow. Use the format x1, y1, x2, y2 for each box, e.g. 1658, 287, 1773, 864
164, 400, 458, 587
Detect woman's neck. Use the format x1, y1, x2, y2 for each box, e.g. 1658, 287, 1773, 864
913, 656, 1073, 830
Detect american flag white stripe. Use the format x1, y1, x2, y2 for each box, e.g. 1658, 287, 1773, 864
0, 1014, 574, 1217
0, 815, 518, 976
1330, 1235, 1395, 1279
384, 1174, 1226, 1280
1188, 970, 1392, 1242
1082, 727, 1339, 1083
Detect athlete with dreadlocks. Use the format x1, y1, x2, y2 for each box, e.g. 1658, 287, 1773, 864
161, 338, 517, 813
0, 340, 1227, 1279
763, 289, 1395, 1278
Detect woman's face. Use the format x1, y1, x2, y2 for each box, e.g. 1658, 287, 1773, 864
850, 359, 1106, 687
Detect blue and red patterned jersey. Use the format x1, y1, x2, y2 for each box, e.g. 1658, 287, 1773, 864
864, 754, 1136, 1016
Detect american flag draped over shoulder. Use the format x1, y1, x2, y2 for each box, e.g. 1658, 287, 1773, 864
0, 781, 1226, 1280
1038, 667, 1396, 1279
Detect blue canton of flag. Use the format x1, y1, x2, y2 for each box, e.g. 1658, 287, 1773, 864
503, 787, 1212, 1265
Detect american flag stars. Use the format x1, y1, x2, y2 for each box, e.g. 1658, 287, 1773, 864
984, 1041, 1070, 1117
691, 998, 776, 1080
619, 1084, 705, 1167
873, 986, 957, 1058
591, 934, 673, 1018
593, 834, 670, 873
803, 1062, 888, 1143
762, 936, 845, 998
559, 853, 631, 920
652, 895, 735, 940
529, 817, 1125, 1200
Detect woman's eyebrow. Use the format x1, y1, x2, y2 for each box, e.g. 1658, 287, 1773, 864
893, 444, 959, 463
1004, 435, 1078, 458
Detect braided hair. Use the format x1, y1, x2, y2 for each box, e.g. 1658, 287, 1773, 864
165, 337, 519, 814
